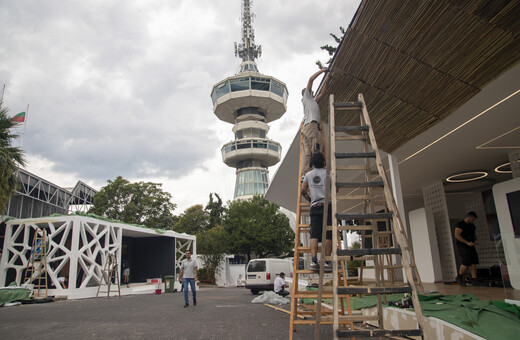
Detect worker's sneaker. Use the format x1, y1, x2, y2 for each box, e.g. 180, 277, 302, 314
184, 303, 189, 308
456, 274, 466, 287
310, 261, 319, 271
324, 262, 333, 272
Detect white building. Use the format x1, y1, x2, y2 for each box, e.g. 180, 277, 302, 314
0, 214, 195, 299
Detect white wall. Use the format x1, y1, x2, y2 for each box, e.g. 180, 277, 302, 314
409, 208, 443, 283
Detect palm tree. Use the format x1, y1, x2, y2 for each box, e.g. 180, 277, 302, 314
0, 107, 27, 215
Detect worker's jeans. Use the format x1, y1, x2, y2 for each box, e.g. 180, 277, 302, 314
182, 278, 196, 305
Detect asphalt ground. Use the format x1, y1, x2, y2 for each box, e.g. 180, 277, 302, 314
0, 286, 334, 339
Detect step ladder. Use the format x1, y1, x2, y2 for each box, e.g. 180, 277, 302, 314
24, 228, 48, 298
96, 251, 121, 298
327, 93, 427, 339
289, 123, 356, 339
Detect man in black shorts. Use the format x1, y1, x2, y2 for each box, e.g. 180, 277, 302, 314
454, 211, 481, 286
301, 152, 332, 272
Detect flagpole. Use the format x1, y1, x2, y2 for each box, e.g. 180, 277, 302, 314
21, 104, 29, 150
0, 84, 5, 110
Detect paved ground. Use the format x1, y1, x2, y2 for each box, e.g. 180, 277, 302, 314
0, 286, 334, 339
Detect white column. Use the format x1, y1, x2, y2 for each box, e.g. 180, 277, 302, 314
388, 153, 406, 281
0, 223, 13, 285
68, 218, 80, 290
388, 154, 407, 232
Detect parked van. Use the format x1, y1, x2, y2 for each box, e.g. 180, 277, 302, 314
245, 258, 293, 294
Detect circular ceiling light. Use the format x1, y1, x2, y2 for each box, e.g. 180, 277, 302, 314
446, 171, 488, 183
494, 162, 512, 174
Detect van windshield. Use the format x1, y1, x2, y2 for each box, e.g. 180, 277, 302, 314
247, 260, 266, 272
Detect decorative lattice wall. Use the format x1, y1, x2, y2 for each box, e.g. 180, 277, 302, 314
423, 182, 457, 281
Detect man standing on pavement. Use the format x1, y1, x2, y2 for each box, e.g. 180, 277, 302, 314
301, 152, 332, 272
274, 272, 289, 297
454, 211, 481, 286
179, 250, 198, 307
301, 68, 330, 177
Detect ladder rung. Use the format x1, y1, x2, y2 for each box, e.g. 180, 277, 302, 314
333, 101, 363, 109
337, 248, 401, 256
333, 225, 373, 231
337, 194, 371, 200
337, 181, 383, 188
298, 224, 310, 229
335, 135, 366, 141
337, 286, 412, 295
336, 212, 393, 220
337, 329, 423, 338
335, 126, 369, 132
336, 165, 369, 171
335, 152, 375, 158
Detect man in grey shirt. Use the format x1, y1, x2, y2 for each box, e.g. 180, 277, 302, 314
179, 250, 198, 307
300, 68, 330, 177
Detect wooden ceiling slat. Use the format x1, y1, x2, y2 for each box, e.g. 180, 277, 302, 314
318, 0, 519, 152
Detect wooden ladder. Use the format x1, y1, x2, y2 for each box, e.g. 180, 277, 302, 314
96, 251, 121, 298
289, 123, 354, 339
24, 228, 48, 298
328, 93, 427, 339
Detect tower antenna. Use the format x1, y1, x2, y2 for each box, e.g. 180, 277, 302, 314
234, 0, 262, 61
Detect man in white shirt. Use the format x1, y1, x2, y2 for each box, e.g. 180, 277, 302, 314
178, 250, 198, 307
274, 272, 289, 297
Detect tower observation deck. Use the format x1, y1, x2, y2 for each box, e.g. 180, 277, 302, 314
211, 0, 288, 199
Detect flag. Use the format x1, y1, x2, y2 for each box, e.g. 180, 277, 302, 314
10, 112, 26, 122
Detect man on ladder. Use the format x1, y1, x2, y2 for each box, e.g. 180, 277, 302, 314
300, 68, 330, 177
301, 152, 332, 272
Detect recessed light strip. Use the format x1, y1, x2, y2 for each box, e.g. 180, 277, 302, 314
400, 89, 520, 165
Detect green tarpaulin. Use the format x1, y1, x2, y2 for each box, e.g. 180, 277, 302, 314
0, 287, 32, 307
347, 293, 520, 340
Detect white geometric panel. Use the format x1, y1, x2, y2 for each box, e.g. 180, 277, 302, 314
423, 182, 457, 281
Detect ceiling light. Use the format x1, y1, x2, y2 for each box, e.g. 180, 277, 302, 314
495, 162, 512, 173
446, 171, 488, 183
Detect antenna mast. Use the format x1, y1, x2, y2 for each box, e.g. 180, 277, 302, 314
234, 0, 262, 62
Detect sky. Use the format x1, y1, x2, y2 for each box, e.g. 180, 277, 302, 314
1, 0, 361, 214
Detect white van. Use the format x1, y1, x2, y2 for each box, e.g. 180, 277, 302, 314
245, 258, 293, 294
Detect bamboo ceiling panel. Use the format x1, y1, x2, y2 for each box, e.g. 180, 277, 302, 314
318, 0, 520, 152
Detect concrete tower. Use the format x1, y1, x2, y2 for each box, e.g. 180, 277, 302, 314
211, 0, 288, 199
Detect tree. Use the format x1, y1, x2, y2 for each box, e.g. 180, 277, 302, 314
316, 26, 347, 68
205, 193, 226, 229
172, 204, 209, 235
88, 176, 177, 229
197, 225, 229, 283
224, 195, 294, 261
0, 107, 26, 214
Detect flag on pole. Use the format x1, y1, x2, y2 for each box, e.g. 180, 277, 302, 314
10, 112, 26, 122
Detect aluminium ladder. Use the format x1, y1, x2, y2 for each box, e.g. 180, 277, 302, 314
327, 93, 426, 339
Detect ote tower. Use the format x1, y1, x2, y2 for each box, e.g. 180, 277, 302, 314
211, 0, 288, 199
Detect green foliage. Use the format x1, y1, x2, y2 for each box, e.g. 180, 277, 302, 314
197, 225, 228, 282
224, 195, 294, 261
0, 107, 26, 214
88, 176, 177, 229
172, 204, 209, 234
205, 193, 226, 229
315, 26, 347, 68
347, 241, 362, 276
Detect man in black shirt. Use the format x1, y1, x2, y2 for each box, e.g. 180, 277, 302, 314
454, 211, 481, 286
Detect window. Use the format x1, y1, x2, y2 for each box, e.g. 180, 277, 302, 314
230, 77, 250, 92
247, 260, 266, 272
270, 80, 285, 97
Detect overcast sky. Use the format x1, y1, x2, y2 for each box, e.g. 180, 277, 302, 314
1, 0, 360, 213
